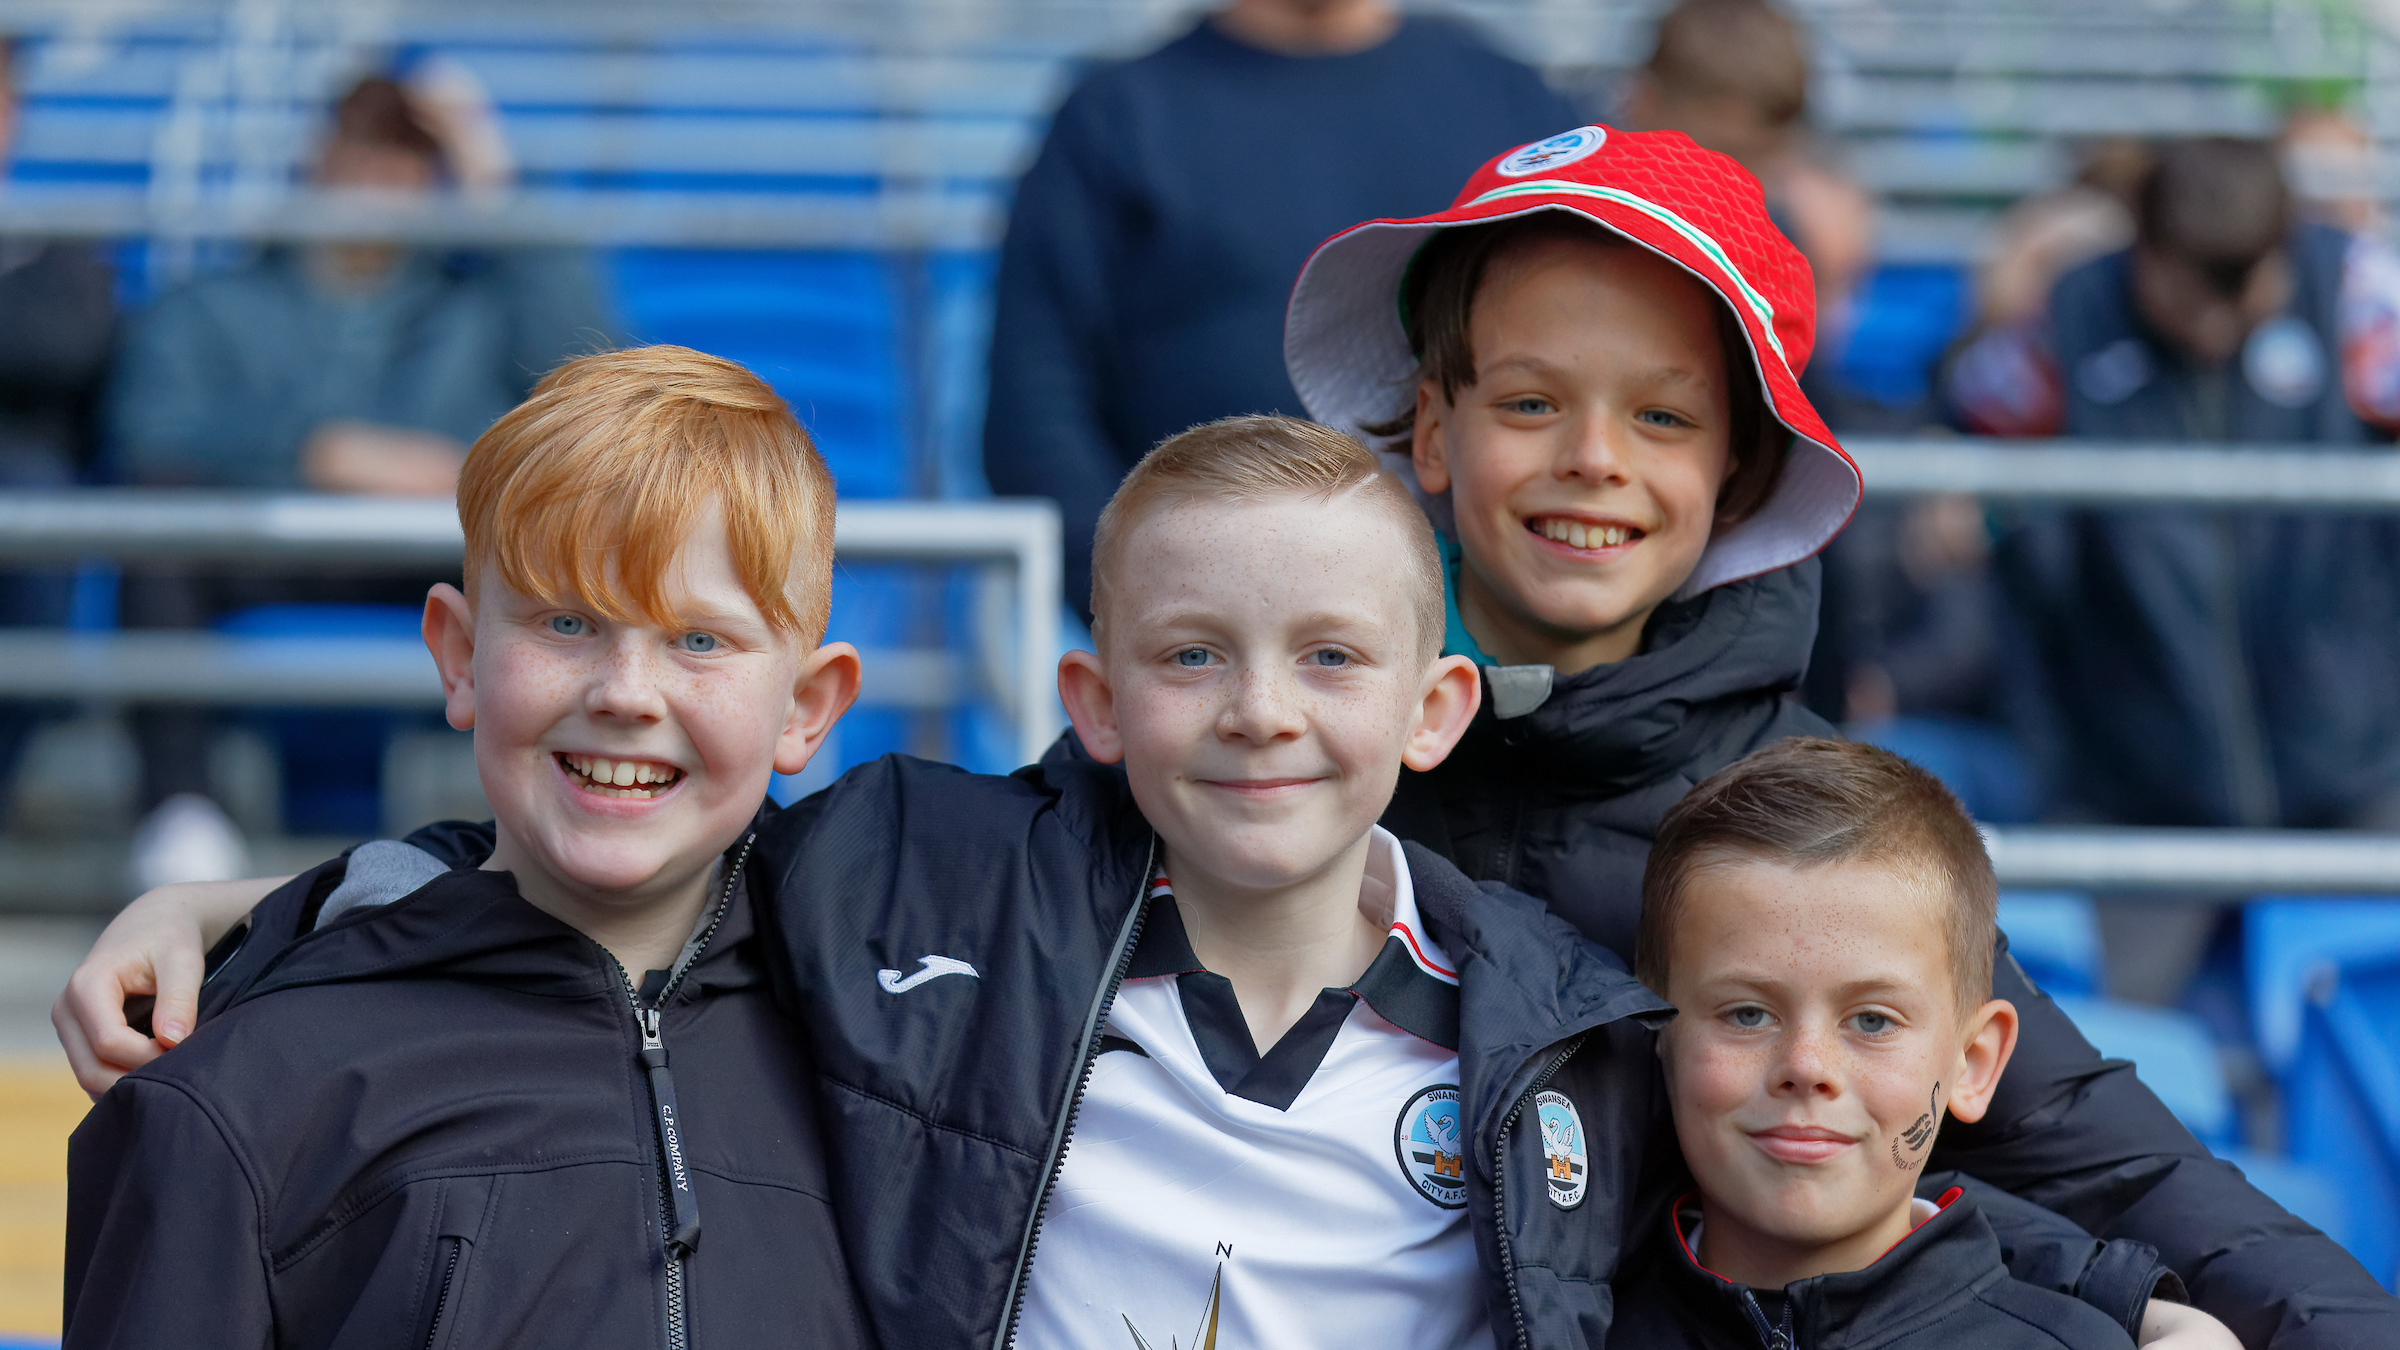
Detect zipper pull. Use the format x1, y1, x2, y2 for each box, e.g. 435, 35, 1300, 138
637, 1000, 702, 1258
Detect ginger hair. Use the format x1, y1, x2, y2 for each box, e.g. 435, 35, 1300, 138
1091, 415, 1446, 663
457, 345, 836, 644
1638, 738, 1999, 1018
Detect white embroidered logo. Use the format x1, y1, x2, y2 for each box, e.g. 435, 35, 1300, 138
877, 954, 980, 994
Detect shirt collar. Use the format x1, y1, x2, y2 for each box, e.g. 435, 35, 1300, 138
1126, 827, 1461, 1050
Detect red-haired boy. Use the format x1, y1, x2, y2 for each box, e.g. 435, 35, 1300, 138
63, 348, 870, 1350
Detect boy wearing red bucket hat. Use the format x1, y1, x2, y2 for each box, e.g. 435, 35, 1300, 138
1287, 124, 2398, 1346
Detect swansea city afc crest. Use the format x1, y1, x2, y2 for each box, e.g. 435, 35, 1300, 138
1534, 1091, 1588, 1210
1394, 1084, 1467, 1209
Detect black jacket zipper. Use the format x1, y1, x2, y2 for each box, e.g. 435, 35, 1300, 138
997, 838, 1157, 1348
1738, 1288, 1795, 1350
604, 833, 752, 1350
421, 1240, 462, 1350
1490, 1036, 1585, 1350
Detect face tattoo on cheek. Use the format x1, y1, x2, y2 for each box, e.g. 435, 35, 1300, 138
1892, 1083, 1940, 1170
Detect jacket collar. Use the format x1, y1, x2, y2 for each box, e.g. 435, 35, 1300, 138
233, 831, 767, 1009
1441, 559, 1820, 792
1658, 1185, 2000, 1350
1402, 839, 1672, 1147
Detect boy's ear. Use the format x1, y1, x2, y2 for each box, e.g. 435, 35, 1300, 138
1401, 654, 1482, 773
1410, 381, 1454, 496
773, 641, 862, 777
1057, 648, 1125, 764
1942, 998, 2021, 1125
423, 583, 478, 731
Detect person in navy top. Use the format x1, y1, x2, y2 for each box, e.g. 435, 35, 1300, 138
982, 0, 1575, 618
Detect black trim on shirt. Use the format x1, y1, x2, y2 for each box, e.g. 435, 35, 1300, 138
1124, 895, 1464, 1110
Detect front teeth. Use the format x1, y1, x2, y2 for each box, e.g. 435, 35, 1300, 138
561, 753, 680, 798
1536, 518, 1632, 550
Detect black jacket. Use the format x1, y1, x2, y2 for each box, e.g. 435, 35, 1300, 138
2001, 225, 2400, 829
1379, 556, 2399, 1348
65, 834, 870, 1350
223, 756, 1681, 1350
1612, 1183, 2134, 1350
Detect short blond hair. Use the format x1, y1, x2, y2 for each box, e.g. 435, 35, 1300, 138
1091, 415, 1446, 662
458, 345, 836, 644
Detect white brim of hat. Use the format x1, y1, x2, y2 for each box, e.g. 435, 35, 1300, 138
1285, 205, 1859, 601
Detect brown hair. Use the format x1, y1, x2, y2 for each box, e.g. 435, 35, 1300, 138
1092, 414, 1446, 662
1644, 0, 1811, 128
2137, 138, 2292, 297
1637, 737, 1998, 1017
1367, 211, 1788, 528
332, 75, 444, 165
458, 345, 837, 644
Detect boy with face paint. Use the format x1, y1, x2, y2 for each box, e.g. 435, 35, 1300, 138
1616, 738, 2237, 1350
1282, 126, 2400, 1345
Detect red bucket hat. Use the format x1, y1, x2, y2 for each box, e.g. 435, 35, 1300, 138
1284, 124, 1860, 599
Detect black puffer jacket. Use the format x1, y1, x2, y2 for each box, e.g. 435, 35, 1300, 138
1382, 560, 1831, 962
1377, 554, 2398, 1348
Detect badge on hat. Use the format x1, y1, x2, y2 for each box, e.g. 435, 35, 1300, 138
1495, 126, 1607, 178
1395, 1084, 1468, 1209
1534, 1091, 1587, 1210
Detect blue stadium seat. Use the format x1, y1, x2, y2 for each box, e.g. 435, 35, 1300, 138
216, 605, 430, 837
2245, 899, 2400, 1074
2051, 995, 2237, 1151
2276, 953, 2400, 1291
1996, 890, 2102, 999
609, 248, 910, 500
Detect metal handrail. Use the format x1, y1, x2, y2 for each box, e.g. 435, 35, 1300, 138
0, 492, 1064, 768
1847, 439, 2400, 508
1983, 827, 2400, 895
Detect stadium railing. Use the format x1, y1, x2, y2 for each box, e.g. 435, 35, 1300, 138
1843, 435, 2400, 896
0, 492, 1064, 769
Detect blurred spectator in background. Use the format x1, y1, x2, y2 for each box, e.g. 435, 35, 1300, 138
1951, 136, 2400, 831
1618, 0, 1874, 356
0, 36, 117, 820
2281, 104, 2379, 235
113, 70, 614, 888
982, 0, 1576, 619
1803, 142, 2154, 819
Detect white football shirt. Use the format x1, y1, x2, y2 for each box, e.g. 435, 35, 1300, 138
1013, 827, 1494, 1350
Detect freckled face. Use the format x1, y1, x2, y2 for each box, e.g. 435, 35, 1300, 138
1656, 857, 1966, 1251
1098, 492, 1432, 895
1414, 236, 1736, 672
461, 509, 806, 901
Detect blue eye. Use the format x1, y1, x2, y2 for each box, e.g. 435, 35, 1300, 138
548, 614, 588, 636
1173, 647, 1212, 668
1309, 648, 1351, 668
1728, 1006, 1769, 1029
677, 631, 718, 653
1503, 397, 1554, 416
1637, 408, 1690, 429
1851, 1011, 1896, 1035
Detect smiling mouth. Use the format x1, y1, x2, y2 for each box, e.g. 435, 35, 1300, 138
557, 752, 684, 800
1526, 516, 1642, 551
1748, 1126, 1858, 1164
1201, 777, 1323, 794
